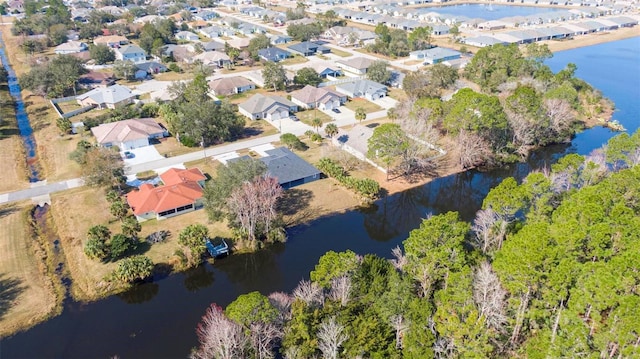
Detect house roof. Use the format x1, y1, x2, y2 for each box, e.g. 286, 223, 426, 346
258, 47, 291, 61
202, 41, 226, 51
55, 41, 87, 52
136, 61, 168, 72
208, 76, 254, 93
259, 147, 321, 185
116, 44, 146, 56
79, 71, 115, 85
93, 35, 128, 45
239, 94, 296, 114
290, 85, 338, 105
90, 118, 164, 145
175, 30, 199, 39
77, 84, 135, 105
194, 51, 230, 63
410, 47, 460, 60
127, 175, 204, 216
160, 167, 206, 185
288, 41, 329, 54
335, 124, 373, 156
336, 79, 387, 96
335, 56, 374, 70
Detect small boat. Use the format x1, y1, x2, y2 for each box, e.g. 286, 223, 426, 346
205, 238, 229, 258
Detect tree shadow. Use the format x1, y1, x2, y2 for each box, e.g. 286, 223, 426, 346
183, 265, 215, 292
117, 282, 159, 304
0, 204, 19, 219
0, 274, 25, 320
277, 188, 315, 225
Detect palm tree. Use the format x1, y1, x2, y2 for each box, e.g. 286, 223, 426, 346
387, 107, 398, 123
311, 118, 323, 133
305, 130, 315, 139
355, 107, 367, 125
325, 123, 338, 138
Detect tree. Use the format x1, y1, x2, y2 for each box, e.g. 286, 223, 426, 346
81, 147, 125, 189
279, 133, 306, 151
310, 250, 359, 288
84, 236, 110, 261
109, 197, 130, 221
112, 255, 154, 283
324, 123, 338, 138
226, 291, 279, 329
56, 117, 71, 134
366, 60, 392, 85
286, 22, 322, 41
472, 262, 507, 332
110, 233, 137, 260
355, 107, 367, 125
48, 23, 68, 46
311, 118, 322, 134
262, 61, 287, 91
293, 67, 322, 87
113, 60, 138, 80
121, 216, 142, 239
178, 224, 209, 265
89, 44, 115, 64
317, 317, 348, 359
20, 55, 86, 97
368, 123, 408, 177
407, 26, 432, 51
248, 33, 271, 58
227, 176, 283, 244
193, 304, 248, 359
203, 158, 267, 222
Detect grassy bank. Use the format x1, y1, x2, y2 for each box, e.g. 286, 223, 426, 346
0, 203, 59, 338
0, 84, 28, 193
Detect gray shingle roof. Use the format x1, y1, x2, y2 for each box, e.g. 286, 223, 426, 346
260, 147, 321, 186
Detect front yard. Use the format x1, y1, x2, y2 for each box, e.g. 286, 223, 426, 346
344, 98, 383, 113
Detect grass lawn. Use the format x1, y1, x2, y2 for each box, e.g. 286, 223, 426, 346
388, 88, 408, 102
0, 85, 29, 192
297, 109, 332, 127
153, 71, 194, 82
56, 101, 81, 113
281, 56, 309, 65
154, 136, 198, 158
344, 98, 383, 113
220, 64, 263, 74
330, 48, 353, 58
0, 202, 57, 337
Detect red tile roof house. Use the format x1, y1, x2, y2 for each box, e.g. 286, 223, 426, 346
127, 168, 207, 221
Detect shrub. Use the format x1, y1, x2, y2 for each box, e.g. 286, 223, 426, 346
84, 237, 110, 261
316, 157, 380, 200
110, 234, 138, 260
280, 133, 307, 151
112, 255, 154, 283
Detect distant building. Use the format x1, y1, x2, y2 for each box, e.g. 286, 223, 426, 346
287, 41, 331, 57
115, 45, 147, 63
409, 47, 461, 65
208, 76, 256, 96
54, 41, 88, 55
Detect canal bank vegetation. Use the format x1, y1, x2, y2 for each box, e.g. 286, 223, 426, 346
0, 79, 29, 192
193, 130, 640, 359
0, 202, 58, 338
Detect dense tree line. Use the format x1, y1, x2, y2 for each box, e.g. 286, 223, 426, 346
192, 130, 640, 358
12, 0, 70, 42
19, 55, 86, 97
390, 43, 605, 170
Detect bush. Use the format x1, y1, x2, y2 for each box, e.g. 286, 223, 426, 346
168, 63, 181, 73
180, 134, 198, 147
110, 234, 138, 260
311, 133, 323, 142
112, 255, 154, 283
84, 237, 110, 261
280, 133, 307, 151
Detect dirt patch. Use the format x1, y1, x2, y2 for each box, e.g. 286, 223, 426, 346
0, 202, 57, 338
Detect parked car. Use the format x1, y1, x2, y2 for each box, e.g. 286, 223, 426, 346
332, 108, 341, 113
290, 115, 298, 121
124, 151, 135, 159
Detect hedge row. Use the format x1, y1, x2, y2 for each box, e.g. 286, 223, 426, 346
316, 158, 380, 200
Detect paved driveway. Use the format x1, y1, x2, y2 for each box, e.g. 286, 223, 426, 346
375, 96, 398, 110
122, 146, 164, 168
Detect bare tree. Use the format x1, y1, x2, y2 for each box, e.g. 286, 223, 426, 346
250, 321, 282, 359
328, 276, 352, 306
433, 337, 455, 359
317, 317, 348, 359
268, 292, 293, 323
472, 262, 507, 332
389, 314, 408, 349
227, 176, 283, 242
390, 245, 407, 271
544, 98, 575, 137
292, 280, 324, 307
457, 130, 493, 169
192, 304, 248, 359
471, 208, 506, 254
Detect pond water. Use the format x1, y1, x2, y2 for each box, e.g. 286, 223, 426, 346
424, 4, 565, 21
3, 37, 639, 358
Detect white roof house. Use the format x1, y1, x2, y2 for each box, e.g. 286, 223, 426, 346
55, 41, 88, 54
90, 118, 167, 150
76, 84, 136, 110
115, 45, 147, 63
238, 94, 298, 121
335, 79, 388, 101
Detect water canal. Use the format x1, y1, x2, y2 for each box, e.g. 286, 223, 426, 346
2, 38, 639, 358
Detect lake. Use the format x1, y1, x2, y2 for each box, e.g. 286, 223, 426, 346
423, 4, 565, 21
3, 37, 639, 358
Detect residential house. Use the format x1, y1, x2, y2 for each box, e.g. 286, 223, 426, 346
115, 44, 147, 63
238, 94, 298, 121
90, 118, 168, 150
93, 35, 129, 48
78, 71, 116, 89
136, 61, 168, 74
335, 57, 374, 75
335, 79, 388, 100
194, 10, 219, 21
77, 84, 136, 109
208, 76, 256, 96
225, 37, 251, 49
202, 41, 226, 52
269, 35, 292, 45
290, 85, 345, 111
409, 47, 461, 64
194, 51, 231, 67
259, 147, 321, 189
55, 41, 88, 54
127, 168, 207, 221
306, 61, 342, 78
199, 26, 225, 38
258, 47, 291, 62
175, 31, 200, 41
287, 41, 331, 57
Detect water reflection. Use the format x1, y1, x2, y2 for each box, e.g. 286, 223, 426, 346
183, 266, 215, 292
117, 282, 160, 304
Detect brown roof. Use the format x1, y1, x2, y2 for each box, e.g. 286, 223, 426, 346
208, 76, 254, 95
93, 35, 128, 45
90, 118, 164, 146
127, 168, 205, 216
290, 85, 338, 105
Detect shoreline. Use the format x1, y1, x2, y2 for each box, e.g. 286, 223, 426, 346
542, 27, 640, 53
